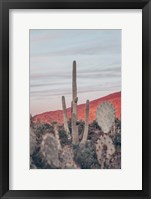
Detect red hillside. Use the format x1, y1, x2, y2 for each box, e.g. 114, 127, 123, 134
32, 91, 121, 125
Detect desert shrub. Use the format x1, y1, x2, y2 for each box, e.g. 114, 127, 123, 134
113, 133, 121, 147
51, 121, 58, 126
59, 128, 71, 147
30, 128, 37, 155
32, 152, 52, 169
36, 123, 54, 134
30, 157, 37, 169
87, 129, 101, 143
115, 118, 121, 129
74, 141, 99, 169
30, 114, 34, 128
33, 123, 55, 144
78, 120, 85, 141
67, 118, 71, 133
31, 147, 47, 169
90, 120, 101, 130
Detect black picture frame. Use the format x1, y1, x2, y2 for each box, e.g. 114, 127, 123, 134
0, 0, 150, 198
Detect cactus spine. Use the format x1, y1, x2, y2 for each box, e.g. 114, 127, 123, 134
80, 100, 89, 145
72, 61, 79, 144
62, 96, 70, 139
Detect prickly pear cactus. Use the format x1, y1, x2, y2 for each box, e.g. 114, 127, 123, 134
96, 101, 115, 133
40, 133, 60, 168
60, 145, 78, 169
96, 134, 115, 168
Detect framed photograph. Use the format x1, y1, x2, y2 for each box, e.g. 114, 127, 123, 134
0, 0, 150, 198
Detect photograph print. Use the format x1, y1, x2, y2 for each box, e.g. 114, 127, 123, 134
30, 29, 121, 169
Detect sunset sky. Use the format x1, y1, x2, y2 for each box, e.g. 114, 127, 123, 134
30, 29, 121, 116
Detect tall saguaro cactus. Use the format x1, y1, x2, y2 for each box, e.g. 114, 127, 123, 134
80, 100, 89, 145
72, 61, 79, 144
62, 96, 70, 138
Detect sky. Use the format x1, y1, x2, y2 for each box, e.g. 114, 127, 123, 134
30, 29, 121, 116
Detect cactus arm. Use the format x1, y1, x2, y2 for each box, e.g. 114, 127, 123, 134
80, 100, 89, 145
62, 96, 70, 138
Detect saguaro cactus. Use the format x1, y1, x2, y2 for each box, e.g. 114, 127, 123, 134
80, 100, 89, 145
96, 101, 115, 134
72, 61, 79, 144
62, 96, 70, 139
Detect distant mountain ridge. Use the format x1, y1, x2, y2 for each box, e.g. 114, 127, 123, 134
32, 91, 121, 124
